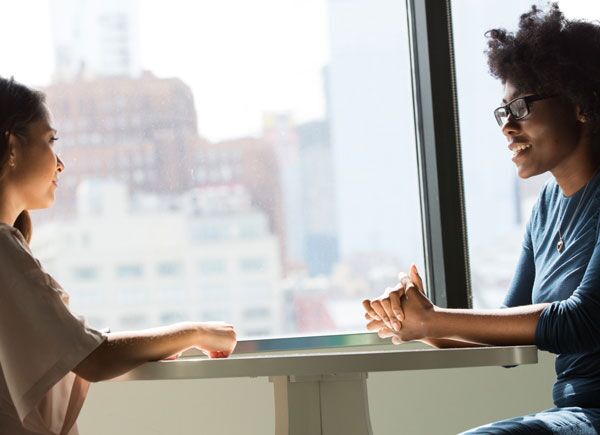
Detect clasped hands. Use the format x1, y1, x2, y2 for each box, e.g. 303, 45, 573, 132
361, 264, 436, 344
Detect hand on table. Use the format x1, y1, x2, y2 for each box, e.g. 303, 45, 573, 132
362, 264, 435, 344
196, 321, 237, 358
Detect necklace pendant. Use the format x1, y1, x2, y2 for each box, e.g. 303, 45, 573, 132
557, 238, 564, 252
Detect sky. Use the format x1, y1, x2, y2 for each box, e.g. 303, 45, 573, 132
0, 0, 330, 141
0, 0, 597, 142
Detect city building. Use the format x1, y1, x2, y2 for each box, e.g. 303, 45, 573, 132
297, 119, 339, 276
193, 136, 286, 271
31, 181, 283, 338
50, 0, 141, 82
41, 72, 201, 217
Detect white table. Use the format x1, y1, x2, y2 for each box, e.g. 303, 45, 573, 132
111, 340, 537, 435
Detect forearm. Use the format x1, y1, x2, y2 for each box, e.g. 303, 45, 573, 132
426, 303, 550, 346
76, 321, 200, 382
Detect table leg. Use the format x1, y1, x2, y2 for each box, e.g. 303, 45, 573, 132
269, 373, 373, 435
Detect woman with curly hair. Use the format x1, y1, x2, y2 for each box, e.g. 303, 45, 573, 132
0, 77, 237, 434
363, 3, 600, 433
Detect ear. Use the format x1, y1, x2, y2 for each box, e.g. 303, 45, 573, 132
5, 133, 21, 168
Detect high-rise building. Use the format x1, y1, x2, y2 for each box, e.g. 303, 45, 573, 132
193, 137, 286, 269
262, 112, 304, 270
298, 120, 339, 276
41, 72, 200, 218
50, 0, 141, 82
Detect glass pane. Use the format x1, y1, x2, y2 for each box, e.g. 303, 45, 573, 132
1, 0, 422, 339
452, 0, 600, 308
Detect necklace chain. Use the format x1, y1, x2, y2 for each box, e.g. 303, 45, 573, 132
556, 168, 600, 253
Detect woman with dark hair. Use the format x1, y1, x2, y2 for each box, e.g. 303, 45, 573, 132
363, 4, 600, 433
0, 77, 237, 434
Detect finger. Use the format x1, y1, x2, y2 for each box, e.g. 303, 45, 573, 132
389, 291, 404, 322
370, 300, 392, 328
410, 264, 425, 294
380, 298, 401, 331
366, 319, 385, 331
377, 326, 397, 339
362, 299, 380, 320
398, 272, 412, 289
391, 336, 404, 345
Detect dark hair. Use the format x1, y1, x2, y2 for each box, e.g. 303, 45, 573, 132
485, 3, 600, 133
0, 76, 48, 243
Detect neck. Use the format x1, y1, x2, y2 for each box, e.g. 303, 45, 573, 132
0, 186, 24, 227
552, 145, 600, 197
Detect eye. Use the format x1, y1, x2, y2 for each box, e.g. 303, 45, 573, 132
50, 136, 59, 144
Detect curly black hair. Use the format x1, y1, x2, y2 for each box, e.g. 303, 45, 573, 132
486, 3, 600, 131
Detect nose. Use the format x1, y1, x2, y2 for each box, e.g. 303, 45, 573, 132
501, 113, 521, 138
57, 156, 65, 172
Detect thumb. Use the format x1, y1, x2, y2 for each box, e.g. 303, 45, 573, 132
410, 264, 425, 295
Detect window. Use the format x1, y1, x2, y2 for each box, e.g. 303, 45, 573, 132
197, 260, 227, 275
243, 307, 271, 320
72, 266, 98, 281
14, 0, 476, 343
117, 264, 144, 279
239, 257, 266, 273
157, 262, 182, 277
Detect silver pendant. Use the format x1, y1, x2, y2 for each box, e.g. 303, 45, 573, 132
557, 238, 564, 252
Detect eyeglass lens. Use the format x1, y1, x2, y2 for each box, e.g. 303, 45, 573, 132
494, 98, 529, 126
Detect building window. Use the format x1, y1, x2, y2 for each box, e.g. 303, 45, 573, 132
72, 266, 98, 281
157, 262, 182, 277
117, 264, 144, 278
243, 307, 270, 320
198, 260, 227, 275
239, 257, 266, 273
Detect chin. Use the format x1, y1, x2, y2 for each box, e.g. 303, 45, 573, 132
30, 198, 55, 210
516, 165, 544, 180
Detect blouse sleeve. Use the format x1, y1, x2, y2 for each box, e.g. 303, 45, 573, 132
502, 219, 535, 308
0, 228, 107, 432
535, 214, 600, 354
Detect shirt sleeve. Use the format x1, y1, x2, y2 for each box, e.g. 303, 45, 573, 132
0, 228, 107, 432
535, 214, 600, 354
502, 219, 535, 308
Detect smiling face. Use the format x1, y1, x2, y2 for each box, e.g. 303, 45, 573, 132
501, 80, 586, 179
6, 106, 64, 210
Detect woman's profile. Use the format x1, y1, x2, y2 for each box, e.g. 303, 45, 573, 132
0, 77, 237, 435
363, 4, 600, 433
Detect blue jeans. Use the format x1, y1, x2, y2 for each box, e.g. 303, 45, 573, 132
461, 407, 600, 434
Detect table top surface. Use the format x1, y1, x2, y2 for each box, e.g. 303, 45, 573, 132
111, 345, 538, 382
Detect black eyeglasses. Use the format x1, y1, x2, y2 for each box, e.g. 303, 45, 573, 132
493, 94, 557, 126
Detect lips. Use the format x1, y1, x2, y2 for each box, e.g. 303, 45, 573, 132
508, 142, 532, 160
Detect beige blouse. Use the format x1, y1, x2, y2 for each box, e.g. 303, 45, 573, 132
0, 224, 107, 434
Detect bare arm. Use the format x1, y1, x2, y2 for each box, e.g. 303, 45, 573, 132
365, 265, 548, 347
74, 321, 236, 382
425, 304, 549, 346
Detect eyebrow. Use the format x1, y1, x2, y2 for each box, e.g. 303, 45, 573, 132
46, 127, 58, 134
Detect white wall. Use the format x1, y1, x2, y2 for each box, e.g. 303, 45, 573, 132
79, 349, 555, 434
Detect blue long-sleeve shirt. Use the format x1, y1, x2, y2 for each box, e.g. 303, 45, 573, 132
503, 171, 600, 408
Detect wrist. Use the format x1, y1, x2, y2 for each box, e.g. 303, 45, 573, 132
424, 305, 445, 339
